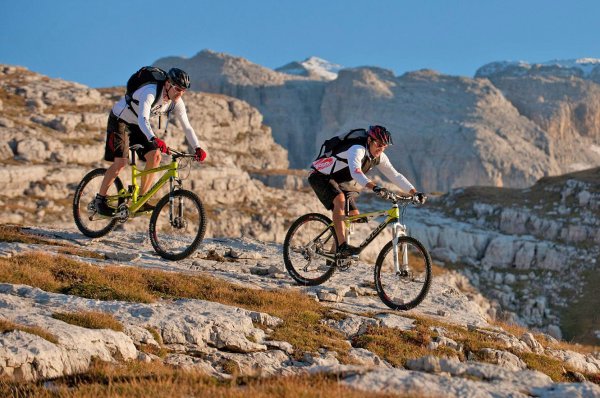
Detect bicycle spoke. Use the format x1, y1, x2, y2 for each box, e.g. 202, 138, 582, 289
283, 213, 337, 286
375, 236, 432, 310
149, 190, 206, 260
73, 168, 123, 238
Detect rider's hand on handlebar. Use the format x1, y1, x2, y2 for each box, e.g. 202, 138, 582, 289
373, 185, 391, 199
151, 137, 170, 154
194, 147, 207, 162
413, 192, 427, 205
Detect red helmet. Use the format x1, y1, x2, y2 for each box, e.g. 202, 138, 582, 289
367, 125, 393, 145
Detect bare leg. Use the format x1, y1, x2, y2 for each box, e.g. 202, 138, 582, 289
99, 158, 127, 195
140, 149, 161, 195
332, 193, 347, 245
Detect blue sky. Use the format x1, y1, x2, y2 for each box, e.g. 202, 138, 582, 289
2, 0, 600, 88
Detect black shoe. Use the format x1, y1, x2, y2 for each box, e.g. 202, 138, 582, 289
337, 242, 361, 258
94, 194, 115, 217
137, 202, 155, 213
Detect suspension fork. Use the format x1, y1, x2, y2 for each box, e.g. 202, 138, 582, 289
392, 220, 408, 273
168, 177, 176, 223
168, 177, 184, 225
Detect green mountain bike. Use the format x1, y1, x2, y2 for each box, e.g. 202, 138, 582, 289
283, 192, 432, 310
73, 145, 206, 260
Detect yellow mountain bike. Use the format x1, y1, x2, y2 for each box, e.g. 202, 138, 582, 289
73, 145, 206, 260
283, 192, 432, 310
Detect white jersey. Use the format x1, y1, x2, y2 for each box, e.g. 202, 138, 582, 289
112, 84, 200, 149
313, 144, 415, 193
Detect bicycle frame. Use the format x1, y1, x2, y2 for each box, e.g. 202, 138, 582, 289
106, 156, 180, 215
323, 202, 411, 274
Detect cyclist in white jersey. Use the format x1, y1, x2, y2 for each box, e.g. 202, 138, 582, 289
309, 125, 425, 258
95, 68, 206, 216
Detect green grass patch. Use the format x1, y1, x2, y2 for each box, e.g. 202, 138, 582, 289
518, 351, 576, 383
52, 311, 124, 332
559, 260, 600, 345
0, 318, 58, 344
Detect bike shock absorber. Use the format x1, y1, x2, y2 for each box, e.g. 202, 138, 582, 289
347, 219, 354, 246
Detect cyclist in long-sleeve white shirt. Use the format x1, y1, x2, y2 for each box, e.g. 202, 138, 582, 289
308, 125, 426, 258
95, 68, 206, 217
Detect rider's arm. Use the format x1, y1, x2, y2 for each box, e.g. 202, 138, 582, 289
347, 145, 373, 188
136, 85, 159, 141
172, 99, 201, 149
377, 153, 416, 194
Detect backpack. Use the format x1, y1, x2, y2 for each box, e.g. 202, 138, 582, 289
315, 128, 368, 160
124, 66, 168, 116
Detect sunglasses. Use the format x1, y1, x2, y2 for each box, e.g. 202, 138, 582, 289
170, 83, 186, 93
370, 139, 388, 149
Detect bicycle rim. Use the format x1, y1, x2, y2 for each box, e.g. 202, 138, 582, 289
72, 168, 123, 238
283, 213, 337, 286
149, 190, 206, 260
374, 236, 432, 310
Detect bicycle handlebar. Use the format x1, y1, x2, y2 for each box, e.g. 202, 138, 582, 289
168, 148, 196, 159
385, 192, 426, 205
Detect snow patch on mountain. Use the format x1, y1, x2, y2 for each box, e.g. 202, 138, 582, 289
476, 58, 600, 78
276, 56, 343, 80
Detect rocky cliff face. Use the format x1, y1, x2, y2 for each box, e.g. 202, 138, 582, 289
319, 67, 561, 192
476, 60, 600, 172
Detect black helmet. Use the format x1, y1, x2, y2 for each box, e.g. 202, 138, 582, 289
167, 68, 191, 89
367, 125, 393, 145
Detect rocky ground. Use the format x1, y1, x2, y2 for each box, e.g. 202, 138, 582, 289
0, 225, 599, 396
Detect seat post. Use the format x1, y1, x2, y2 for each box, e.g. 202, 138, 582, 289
344, 192, 351, 216
129, 148, 137, 166
344, 191, 352, 246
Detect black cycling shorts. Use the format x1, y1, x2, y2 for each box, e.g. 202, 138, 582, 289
104, 112, 156, 162
308, 171, 359, 211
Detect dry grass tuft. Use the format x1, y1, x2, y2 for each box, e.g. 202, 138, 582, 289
0, 224, 104, 260
0, 318, 58, 344
0, 224, 64, 246
0, 252, 153, 302
351, 315, 465, 368
52, 311, 124, 332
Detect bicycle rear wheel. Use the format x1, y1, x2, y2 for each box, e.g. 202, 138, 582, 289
283, 213, 338, 286
148, 189, 206, 260
73, 168, 124, 238
374, 236, 432, 310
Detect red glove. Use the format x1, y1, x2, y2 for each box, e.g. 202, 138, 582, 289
194, 147, 207, 162
151, 137, 169, 154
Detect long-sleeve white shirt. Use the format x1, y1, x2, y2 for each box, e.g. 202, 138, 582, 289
310, 143, 415, 192
112, 84, 200, 149
347, 145, 415, 192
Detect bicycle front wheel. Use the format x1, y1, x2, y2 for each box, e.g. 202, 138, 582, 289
73, 168, 124, 238
283, 213, 338, 286
148, 189, 206, 260
374, 236, 432, 310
